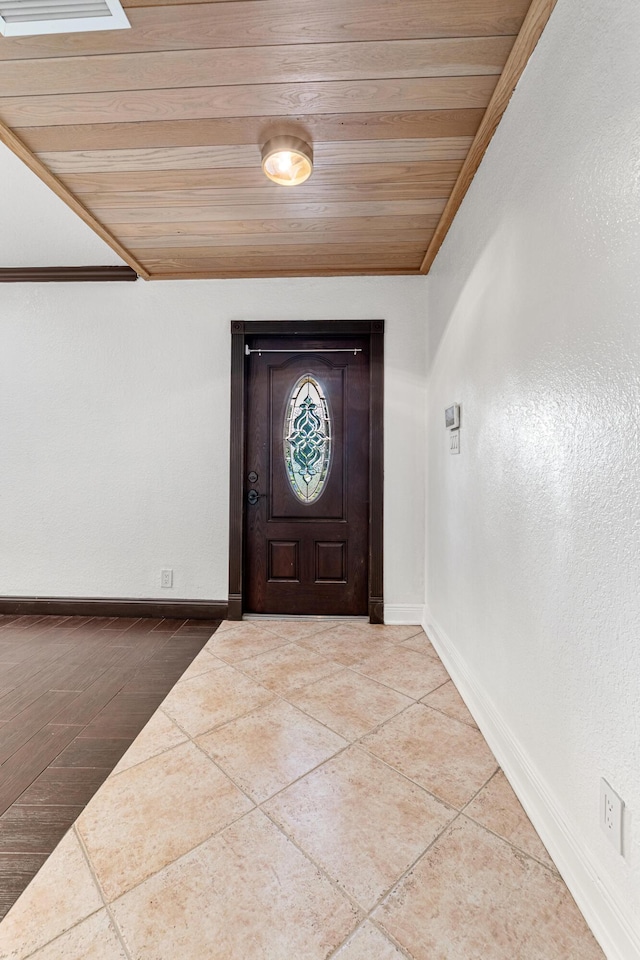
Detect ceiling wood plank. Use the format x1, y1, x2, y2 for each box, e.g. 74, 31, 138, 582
39, 138, 474, 174
62, 161, 463, 194
128, 227, 432, 248
98, 198, 448, 224
69, 173, 457, 195
0, 77, 498, 128
129, 232, 430, 249
113, 214, 440, 242
141, 251, 425, 273
133, 241, 427, 260
0, 0, 530, 61
0, 123, 149, 279
81, 183, 454, 210
0, 38, 513, 98
147, 268, 420, 279
420, 0, 558, 272
15, 110, 486, 152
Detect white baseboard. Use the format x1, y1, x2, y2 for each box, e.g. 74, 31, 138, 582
423, 608, 640, 960
384, 603, 425, 625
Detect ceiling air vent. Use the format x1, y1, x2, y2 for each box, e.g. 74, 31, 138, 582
0, 0, 130, 36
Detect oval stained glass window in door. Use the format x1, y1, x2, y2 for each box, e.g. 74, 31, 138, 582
284, 375, 332, 503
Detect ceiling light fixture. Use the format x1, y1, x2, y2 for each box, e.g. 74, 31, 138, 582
261, 136, 313, 187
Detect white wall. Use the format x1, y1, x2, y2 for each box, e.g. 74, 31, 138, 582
424, 1, 640, 957
0, 142, 124, 266
0, 276, 426, 610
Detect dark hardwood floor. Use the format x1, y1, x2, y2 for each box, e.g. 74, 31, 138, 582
0, 613, 219, 920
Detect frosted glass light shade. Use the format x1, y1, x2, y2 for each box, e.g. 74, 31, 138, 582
261, 137, 313, 186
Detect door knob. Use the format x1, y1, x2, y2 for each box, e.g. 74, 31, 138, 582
247, 489, 265, 505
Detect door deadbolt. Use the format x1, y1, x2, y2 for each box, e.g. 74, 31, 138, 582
248, 471, 258, 483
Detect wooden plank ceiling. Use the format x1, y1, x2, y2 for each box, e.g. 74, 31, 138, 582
0, 0, 556, 280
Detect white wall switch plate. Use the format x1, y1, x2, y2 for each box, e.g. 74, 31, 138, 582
450, 431, 460, 455
600, 778, 624, 855
161, 568, 173, 589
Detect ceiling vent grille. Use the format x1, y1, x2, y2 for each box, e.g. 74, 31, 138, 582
0, 0, 130, 35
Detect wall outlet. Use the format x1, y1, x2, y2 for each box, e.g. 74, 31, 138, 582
450, 431, 460, 455
160, 568, 173, 589
600, 778, 624, 855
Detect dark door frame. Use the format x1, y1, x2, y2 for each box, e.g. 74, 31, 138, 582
228, 319, 384, 623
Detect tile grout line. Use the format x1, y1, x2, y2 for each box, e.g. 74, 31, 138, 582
258, 621, 338, 643
106, 721, 190, 778
323, 918, 375, 960
362, 923, 418, 960
319, 809, 469, 956
437, 806, 563, 877
214, 660, 421, 758
202, 637, 292, 664
458, 768, 560, 875
347, 740, 462, 811
3, 814, 556, 952
205, 637, 469, 752
161, 685, 280, 741
223, 635, 449, 705
290, 689, 419, 752
419, 696, 479, 729
479, 819, 559, 874
280, 682, 413, 741
242, 745, 374, 920
169, 689, 476, 940
114, 680, 454, 822
99, 677, 403, 923
417, 695, 484, 729
186, 698, 355, 811
158, 652, 468, 817
103, 793, 256, 917
345, 662, 451, 700
81, 698, 430, 944
324, 914, 417, 960
460, 765, 503, 810
5, 825, 125, 960
442, 766, 564, 872
116, 657, 423, 807
362, 812, 467, 957
371, 811, 464, 913
177, 619, 425, 663
97, 720, 369, 926
227, 640, 345, 689
73, 824, 135, 960
348, 697, 480, 809
258, 803, 367, 920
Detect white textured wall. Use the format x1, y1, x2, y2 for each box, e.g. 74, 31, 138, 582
0, 143, 124, 266
425, 1, 640, 956
0, 276, 426, 606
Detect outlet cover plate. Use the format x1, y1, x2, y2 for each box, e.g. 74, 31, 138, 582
600, 778, 624, 855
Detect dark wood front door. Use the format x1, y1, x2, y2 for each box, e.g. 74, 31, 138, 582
244, 334, 370, 616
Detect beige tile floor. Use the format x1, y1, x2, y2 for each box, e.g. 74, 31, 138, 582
0, 620, 605, 960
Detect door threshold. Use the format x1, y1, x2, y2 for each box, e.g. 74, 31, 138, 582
242, 614, 369, 622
